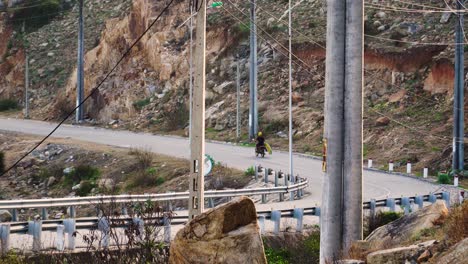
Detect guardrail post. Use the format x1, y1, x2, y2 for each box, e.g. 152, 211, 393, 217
274, 171, 282, 201
258, 215, 265, 234
254, 165, 259, 181
208, 197, 215, 208
41, 208, 48, 220
314, 207, 321, 217
389, 161, 394, 172
369, 199, 376, 221
423, 168, 428, 178
28, 220, 42, 252
63, 219, 76, 250
164, 214, 171, 244
290, 174, 295, 201
271, 210, 281, 235
428, 194, 437, 204
415, 196, 423, 209
406, 163, 412, 174
264, 168, 269, 183
293, 208, 304, 232
11, 209, 18, 222
368, 158, 373, 168
442, 192, 450, 208
386, 198, 395, 212
261, 194, 267, 203
98, 217, 110, 248
401, 197, 410, 214
68, 206, 76, 218
121, 207, 128, 216
274, 170, 278, 186
56, 224, 65, 251
0, 225, 10, 255
298, 178, 304, 199
133, 217, 144, 241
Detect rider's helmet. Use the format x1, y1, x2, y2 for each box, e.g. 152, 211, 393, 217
258, 132, 263, 137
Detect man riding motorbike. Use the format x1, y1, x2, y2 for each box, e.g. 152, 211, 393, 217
256, 132, 266, 157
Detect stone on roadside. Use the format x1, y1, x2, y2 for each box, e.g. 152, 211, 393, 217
375, 116, 390, 126
169, 196, 267, 264
366, 201, 448, 249
0, 210, 12, 222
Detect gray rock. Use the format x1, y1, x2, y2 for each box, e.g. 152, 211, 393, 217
72, 183, 81, 191
63, 167, 73, 174
375, 11, 386, 19
0, 210, 12, 222
440, 12, 451, 24
47, 176, 56, 187
213, 81, 234, 94
377, 25, 386, 31
435, 238, 468, 264
276, 131, 288, 138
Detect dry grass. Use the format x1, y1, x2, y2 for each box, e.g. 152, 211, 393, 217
443, 200, 468, 244
129, 147, 154, 171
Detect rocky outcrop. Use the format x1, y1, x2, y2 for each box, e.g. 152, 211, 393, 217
366, 240, 437, 264
169, 197, 267, 264
434, 238, 468, 264
366, 201, 448, 249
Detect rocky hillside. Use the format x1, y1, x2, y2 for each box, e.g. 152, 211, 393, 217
0, 0, 467, 173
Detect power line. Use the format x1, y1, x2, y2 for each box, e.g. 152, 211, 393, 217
365, 2, 468, 13
0, 0, 176, 177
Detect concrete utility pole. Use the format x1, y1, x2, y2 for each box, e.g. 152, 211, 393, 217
24, 54, 29, 119
236, 59, 241, 140
188, 0, 206, 220
320, 0, 364, 262
189, 1, 194, 150
453, 0, 465, 185
288, 0, 293, 180
343, 0, 364, 251
320, 0, 346, 261
76, 0, 85, 122
23, 21, 29, 119
249, 0, 258, 140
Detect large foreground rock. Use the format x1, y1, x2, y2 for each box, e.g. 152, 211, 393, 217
0, 210, 12, 222
435, 238, 468, 264
366, 240, 437, 264
169, 197, 267, 264
366, 201, 448, 249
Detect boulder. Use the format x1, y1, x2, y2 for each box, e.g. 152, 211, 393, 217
213, 81, 234, 94
98, 178, 115, 190
440, 12, 451, 24
375, 116, 390, 126
366, 201, 448, 249
169, 197, 267, 264
0, 210, 12, 222
435, 238, 468, 264
367, 240, 437, 264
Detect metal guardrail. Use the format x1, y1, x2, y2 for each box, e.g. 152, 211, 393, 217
4, 192, 447, 234
0, 181, 308, 210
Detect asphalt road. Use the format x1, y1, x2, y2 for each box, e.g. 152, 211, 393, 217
0, 117, 441, 209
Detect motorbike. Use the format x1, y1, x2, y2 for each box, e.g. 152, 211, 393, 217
255, 145, 266, 158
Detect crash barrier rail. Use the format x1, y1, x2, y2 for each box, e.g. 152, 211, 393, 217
0, 164, 306, 221
0, 192, 449, 253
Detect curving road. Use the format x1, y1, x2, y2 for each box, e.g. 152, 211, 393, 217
0, 117, 441, 210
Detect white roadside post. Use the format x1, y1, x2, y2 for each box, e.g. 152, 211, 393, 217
423, 168, 428, 178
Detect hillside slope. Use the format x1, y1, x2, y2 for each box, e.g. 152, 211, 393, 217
0, 0, 467, 173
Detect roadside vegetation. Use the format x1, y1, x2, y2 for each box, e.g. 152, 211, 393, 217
0, 99, 19, 112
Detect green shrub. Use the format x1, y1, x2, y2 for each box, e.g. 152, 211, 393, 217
264, 247, 290, 264
0, 151, 5, 174
155, 176, 165, 186
437, 172, 451, 184
8, 0, 63, 30
162, 102, 189, 131
133, 98, 151, 111
0, 99, 18, 111
244, 166, 255, 176
264, 119, 288, 134
366, 211, 403, 237
64, 164, 100, 186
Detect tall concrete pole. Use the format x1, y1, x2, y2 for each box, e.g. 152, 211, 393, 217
453, 0, 465, 183
288, 0, 293, 180
24, 54, 29, 119
249, 0, 258, 140
76, 0, 85, 122
188, 0, 206, 220
236, 59, 241, 140
320, 0, 346, 262
343, 0, 364, 251
189, 1, 194, 150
